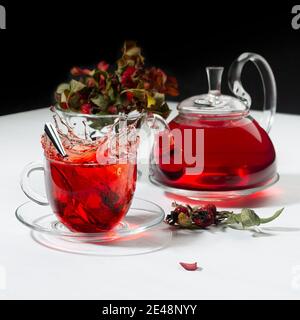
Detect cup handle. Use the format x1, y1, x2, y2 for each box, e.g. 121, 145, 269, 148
20, 162, 49, 206
146, 113, 170, 131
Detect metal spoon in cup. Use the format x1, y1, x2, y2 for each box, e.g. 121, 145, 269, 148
44, 122, 67, 158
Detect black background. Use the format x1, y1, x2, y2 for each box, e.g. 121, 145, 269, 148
0, 1, 299, 116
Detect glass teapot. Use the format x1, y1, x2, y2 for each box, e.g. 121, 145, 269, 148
149, 53, 279, 198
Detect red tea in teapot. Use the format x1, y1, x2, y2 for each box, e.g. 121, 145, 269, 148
151, 115, 276, 191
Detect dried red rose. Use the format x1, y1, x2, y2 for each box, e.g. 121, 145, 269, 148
165, 204, 190, 225
55, 41, 179, 119
60, 102, 68, 110
126, 91, 134, 102
81, 103, 92, 114
107, 105, 118, 114
166, 202, 284, 230
164, 76, 180, 96
98, 74, 106, 89
193, 204, 218, 227
97, 61, 109, 72
173, 204, 190, 216
71, 67, 93, 77
143, 67, 179, 96
86, 78, 96, 88
70, 67, 83, 76
121, 66, 137, 88
193, 209, 215, 228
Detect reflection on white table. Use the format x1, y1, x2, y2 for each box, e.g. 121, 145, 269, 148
0, 104, 300, 299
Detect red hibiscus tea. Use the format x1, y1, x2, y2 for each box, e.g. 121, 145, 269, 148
151, 116, 276, 191
41, 116, 138, 233
44, 159, 136, 233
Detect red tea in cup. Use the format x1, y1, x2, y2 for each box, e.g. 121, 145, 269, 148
43, 158, 136, 233
37, 115, 138, 233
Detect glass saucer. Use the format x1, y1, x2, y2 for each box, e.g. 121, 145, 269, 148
149, 173, 280, 201
31, 227, 172, 256
15, 197, 165, 243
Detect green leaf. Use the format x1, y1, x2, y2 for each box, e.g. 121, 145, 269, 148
56, 83, 70, 94
115, 94, 123, 106
225, 213, 241, 225
108, 87, 115, 101
150, 101, 171, 119
225, 208, 284, 229
153, 92, 165, 106
126, 46, 141, 57
68, 93, 82, 110
70, 79, 86, 93
260, 208, 284, 224
239, 208, 261, 228
91, 95, 108, 109
88, 117, 114, 130
61, 90, 69, 103
147, 93, 156, 108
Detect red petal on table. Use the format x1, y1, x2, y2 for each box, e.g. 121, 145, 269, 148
179, 262, 198, 271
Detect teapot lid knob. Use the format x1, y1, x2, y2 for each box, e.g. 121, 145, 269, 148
194, 66, 224, 106
178, 64, 249, 117
206, 66, 223, 96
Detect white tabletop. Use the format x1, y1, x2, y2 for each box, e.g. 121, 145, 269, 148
0, 105, 300, 300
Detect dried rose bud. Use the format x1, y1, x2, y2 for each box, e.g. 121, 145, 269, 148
166, 204, 189, 225
200, 204, 218, 224
144, 82, 151, 90
202, 204, 217, 216
107, 105, 118, 114
121, 66, 137, 87
99, 75, 106, 89
60, 102, 68, 110
126, 91, 134, 102
173, 204, 190, 216
192, 209, 214, 228
178, 212, 193, 227
81, 103, 92, 115
97, 60, 109, 72
70, 67, 82, 76
86, 78, 96, 88
71, 67, 93, 77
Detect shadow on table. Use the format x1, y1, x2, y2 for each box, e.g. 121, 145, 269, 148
169, 222, 300, 244
31, 227, 173, 257
227, 223, 300, 238
165, 173, 300, 208
168, 225, 228, 248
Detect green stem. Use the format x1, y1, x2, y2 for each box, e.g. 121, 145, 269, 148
259, 208, 284, 224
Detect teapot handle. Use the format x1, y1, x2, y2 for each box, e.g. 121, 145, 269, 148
228, 52, 277, 133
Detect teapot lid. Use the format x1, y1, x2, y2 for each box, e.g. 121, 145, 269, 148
178, 66, 249, 117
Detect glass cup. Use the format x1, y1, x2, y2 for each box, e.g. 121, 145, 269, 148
21, 158, 137, 233
21, 113, 138, 233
